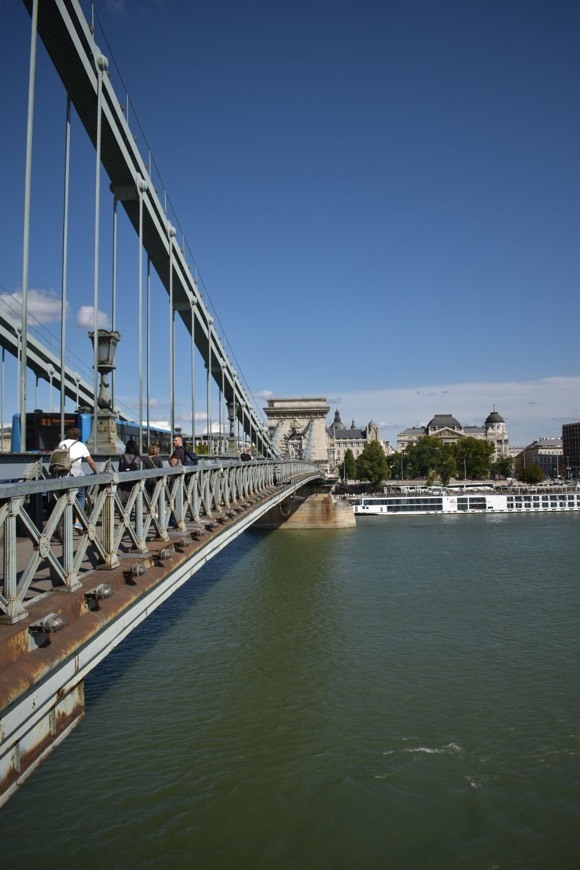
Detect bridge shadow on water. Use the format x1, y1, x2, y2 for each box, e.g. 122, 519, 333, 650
83, 527, 269, 706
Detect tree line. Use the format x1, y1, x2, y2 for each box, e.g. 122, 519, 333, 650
339, 436, 517, 490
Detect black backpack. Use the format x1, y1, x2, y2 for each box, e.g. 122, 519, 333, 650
182, 449, 199, 467
119, 453, 141, 472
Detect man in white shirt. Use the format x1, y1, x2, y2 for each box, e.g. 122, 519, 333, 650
58, 427, 98, 530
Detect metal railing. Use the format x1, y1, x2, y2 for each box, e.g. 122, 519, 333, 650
0, 460, 322, 623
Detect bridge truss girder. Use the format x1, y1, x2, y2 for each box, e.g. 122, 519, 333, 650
0, 310, 94, 410
21, 0, 273, 455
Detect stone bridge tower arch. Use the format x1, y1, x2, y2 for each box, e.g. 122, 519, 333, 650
264, 398, 330, 472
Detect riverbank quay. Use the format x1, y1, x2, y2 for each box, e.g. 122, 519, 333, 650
0, 459, 323, 805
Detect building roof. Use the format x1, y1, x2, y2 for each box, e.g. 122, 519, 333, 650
528, 438, 562, 448
485, 410, 505, 425
329, 427, 366, 440
331, 410, 346, 431
399, 426, 426, 435
328, 410, 368, 440
427, 414, 461, 430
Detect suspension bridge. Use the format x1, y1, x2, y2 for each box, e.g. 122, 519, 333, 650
0, 0, 355, 806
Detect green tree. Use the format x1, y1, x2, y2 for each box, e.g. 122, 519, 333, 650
403, 436, 445, 479
518, 463, 544, 484
386, 451, 406, 480
490, 456, 513, 479
453, 437, 494, 479
356, 441, 389, 489
438, 443, 457, 485
339, 448, 357, 482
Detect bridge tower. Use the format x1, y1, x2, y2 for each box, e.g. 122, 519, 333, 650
264, 397, 330, 471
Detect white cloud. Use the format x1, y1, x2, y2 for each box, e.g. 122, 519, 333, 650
76, 305, 111, 329
209, 422, 227, 434
0, 289, 67, 325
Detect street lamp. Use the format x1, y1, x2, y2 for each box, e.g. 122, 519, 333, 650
226, 400, 236, 455
87, 329, 124, 454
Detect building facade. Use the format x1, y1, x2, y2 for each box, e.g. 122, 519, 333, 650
513, 438, 563, 478
397, 410, 509, 459
326, 410, 382, 468
562, 421, 580, 478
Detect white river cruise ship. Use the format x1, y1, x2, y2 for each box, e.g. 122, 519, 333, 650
352, 489, 580, 517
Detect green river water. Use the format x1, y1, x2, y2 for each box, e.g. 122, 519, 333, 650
1, 511, 578, 869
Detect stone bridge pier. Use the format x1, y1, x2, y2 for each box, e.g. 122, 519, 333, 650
254, 484, 355, 529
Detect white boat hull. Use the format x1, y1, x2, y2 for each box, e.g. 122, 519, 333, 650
353, 491, 580, 516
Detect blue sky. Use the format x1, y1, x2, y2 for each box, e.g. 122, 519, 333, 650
0, 0, 579, 448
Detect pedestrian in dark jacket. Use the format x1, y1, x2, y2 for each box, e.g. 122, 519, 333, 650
119, 440, 142, 504
169, 434, 186, 466
119, 440, 142, 472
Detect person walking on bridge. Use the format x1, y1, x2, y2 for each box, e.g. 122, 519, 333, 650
118, 439, 142, 505
169, 434, 198, 467
169, 434, 186, 466
143, 442, 163, 469
57, 426, 98, 531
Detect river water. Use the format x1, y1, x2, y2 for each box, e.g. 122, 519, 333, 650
1, 512, 579, 868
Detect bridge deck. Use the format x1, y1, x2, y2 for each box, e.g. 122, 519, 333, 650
0, 461, 325, 806
0, 461, 321, 672
0, 486, 272, 672
5, 508, 221, 605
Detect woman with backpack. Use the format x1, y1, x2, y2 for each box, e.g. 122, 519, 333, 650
118, 440, 142, 505
119, 439, 142, 472
54, 427, 98, 531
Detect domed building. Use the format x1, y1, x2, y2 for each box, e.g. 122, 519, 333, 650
397, 409, 509, 458
426, 414, 463, 439
483, 409, 509, 457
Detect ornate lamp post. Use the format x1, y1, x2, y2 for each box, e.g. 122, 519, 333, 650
225, 400, 237, 455
87, 329, 124, 454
